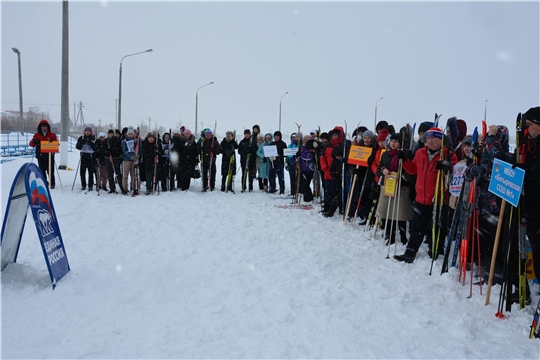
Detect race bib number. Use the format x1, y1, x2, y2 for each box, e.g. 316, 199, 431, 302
450, 162, 467, 196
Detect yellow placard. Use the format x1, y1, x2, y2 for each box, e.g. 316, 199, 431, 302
347, 145, 372, 167
40, 140, 60, 153
383, 172, 398, 197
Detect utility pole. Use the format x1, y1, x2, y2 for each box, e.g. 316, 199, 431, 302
59, 0, 70, 169
148, 117, 152, 131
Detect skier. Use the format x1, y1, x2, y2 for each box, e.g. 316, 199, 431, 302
170, 129, 183, 190
141, 132, 159, 195
94, 132, 109, 191
178, 129, 199, 191
159, 133, 172, 191
298, 135, 316, 202
394, 127, 458, 263
268, 131, 287, 194
104, 128, 123, 194
238, 129, 258, 192
220, 131, 239, 192
256, 133, 273, 192
75, 126, 97, 191
286, 132, 300, 196
121, 128, 137, 195
29, 119, 57, 188
375, 133, 413, 245
197, 128, 220, 192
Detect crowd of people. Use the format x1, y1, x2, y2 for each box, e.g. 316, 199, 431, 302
29, 106, 540, 308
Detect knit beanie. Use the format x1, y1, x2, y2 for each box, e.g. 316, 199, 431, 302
303, 135, 312, 142
274, 131, 282, 139
425, 127, 443, 139
389, 133, 402, 144
525, 107, 540, 125
363, 130, 374, 139
418, 121, 434, 135
462, 135, 472, 145
183, 129, 192, 137
244, 129, 251, 135
377, 129, 389, 142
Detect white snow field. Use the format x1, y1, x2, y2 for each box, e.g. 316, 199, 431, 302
1, 151, 539, 359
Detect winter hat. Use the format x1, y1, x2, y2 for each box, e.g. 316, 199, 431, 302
108, 128, 115, 134
363, 130, 374, 139
377, 129, 389, 142
320, 132, 329, 140
290, 132, 297, 140
172, 129, 180, 136
257, 133, 264, 140
163, 133, 170, 139
226, 131, 234, 138
183, 129, 192, 137
525, 107, 540, 125
84, 126, 92, 133
127, 128, 135, 136
274, 131, 282, 139
303, 135, 311, 142
115, 129, 121, 135
462, 135, 472, 145
122, 127, 128, 135
252, 124, 260, 133
204, 128, 213, 135
310, 128, 318, 135
389, 133, 402, 144
180, 126, 185, 132
98, 132, 106, 138
425, 127, 443, 139
376, 121, 388, 133
244, 129, 251, 135
147, 131, 155, 138
418, 121, 434, 135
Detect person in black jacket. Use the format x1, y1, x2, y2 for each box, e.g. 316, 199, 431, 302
75, 126, 97, 191
220, 131, 239, 192
102, 129, 124, 194
197, 128, 220, 191
141, 132, 160, 195
269, 131, 287, 194
94, 132, 109, 191
238, 129, 258, 192
178, 129, 199, 191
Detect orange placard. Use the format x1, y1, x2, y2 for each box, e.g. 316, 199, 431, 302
347, 145, 372, 167
40, 141, 60, 153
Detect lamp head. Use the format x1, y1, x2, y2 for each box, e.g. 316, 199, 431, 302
12, 47, 19, 54
145, 49, 153, 53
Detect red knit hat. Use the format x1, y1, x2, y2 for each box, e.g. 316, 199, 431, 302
377, 129, 389, 142
425, 127, 443, 139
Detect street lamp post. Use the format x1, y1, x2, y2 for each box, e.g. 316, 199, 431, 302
12, 48, 24, 135
374, 97, 383, 131
195, 81, 214, 137
278, 92, 288, 132
117, 49, 153, 130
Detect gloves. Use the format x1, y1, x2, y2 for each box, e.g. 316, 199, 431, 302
466, 157, 474, 167
464, 165, 481, 181
269, 156, 276, 162
263, 158, 267, 163
397, 150, 407, 160
436, 160, 452, 173
354, 167, 362, 175
512, 162, 528, 171
131, 155, 138, 162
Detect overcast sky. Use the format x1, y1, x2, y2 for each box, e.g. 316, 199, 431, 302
2, 1, 539, 138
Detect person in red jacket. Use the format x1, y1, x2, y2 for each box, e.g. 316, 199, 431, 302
394, 127, 458, 263
29, 119, 57, 188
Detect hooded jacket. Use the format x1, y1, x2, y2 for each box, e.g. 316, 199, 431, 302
29, 119, 58, 158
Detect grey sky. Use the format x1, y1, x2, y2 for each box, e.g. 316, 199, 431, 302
2, 1, 538, 138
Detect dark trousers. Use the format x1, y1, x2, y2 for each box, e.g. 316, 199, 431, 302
527, 217, 540, 285
406, 202, 434, 255
299, 171, 314, 202
37, 155, 55, 187
241, 163, 256, 191
105, 157, 123, 191
288, 165, 297, 195
269, 163, 285, 193
80, 157, 95, 188
202, 162, 217, 190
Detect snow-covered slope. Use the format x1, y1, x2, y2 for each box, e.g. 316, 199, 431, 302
1, 153, 538, 358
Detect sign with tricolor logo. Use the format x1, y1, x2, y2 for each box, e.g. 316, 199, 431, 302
1, 162, 70, 289
487, 158, 525, 208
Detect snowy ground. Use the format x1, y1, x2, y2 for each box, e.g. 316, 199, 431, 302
1, 151, 539, 359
